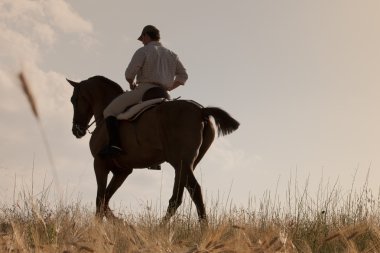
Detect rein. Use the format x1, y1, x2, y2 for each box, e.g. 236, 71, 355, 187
73, 118, 102, 135
86, 119, 97, 134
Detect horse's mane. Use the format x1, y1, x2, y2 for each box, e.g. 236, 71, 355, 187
87, 75, 124, 94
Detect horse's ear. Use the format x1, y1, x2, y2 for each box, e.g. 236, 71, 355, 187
66, 78, 78, 87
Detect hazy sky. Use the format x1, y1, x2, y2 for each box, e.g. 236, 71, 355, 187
1, 0, 380, 213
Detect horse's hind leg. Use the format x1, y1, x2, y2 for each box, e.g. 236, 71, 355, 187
163, 164, 186, 221
164, 161, 206, 222
164, 120, 206, 222
193, 121, 215, 169
184, 166, 206, 220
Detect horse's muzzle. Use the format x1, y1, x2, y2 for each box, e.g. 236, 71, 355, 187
72, 124, 86, 138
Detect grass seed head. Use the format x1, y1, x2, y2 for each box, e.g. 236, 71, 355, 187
19, 72, 39, 119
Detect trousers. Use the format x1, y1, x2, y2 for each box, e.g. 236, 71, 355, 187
103, 83, 159, 118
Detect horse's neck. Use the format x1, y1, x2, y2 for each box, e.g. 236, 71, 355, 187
92, 92, 121, 125
93, 106, 105, 125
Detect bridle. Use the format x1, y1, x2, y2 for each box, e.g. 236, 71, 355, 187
71, 86, 98, 135
73, 119, 97, 135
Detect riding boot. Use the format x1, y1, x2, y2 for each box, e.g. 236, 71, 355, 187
99, 116, 124, 156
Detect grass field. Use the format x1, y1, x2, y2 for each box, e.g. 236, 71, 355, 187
10, 74, 380, 252
1, 177, 380, 253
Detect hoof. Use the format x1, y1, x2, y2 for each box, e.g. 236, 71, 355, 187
159, 215, 171, 226
105, 208, 123, 223
200, 218, 209, 231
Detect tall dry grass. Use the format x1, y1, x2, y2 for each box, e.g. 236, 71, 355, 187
11, 72, 380, 252
1, 177, 380, 253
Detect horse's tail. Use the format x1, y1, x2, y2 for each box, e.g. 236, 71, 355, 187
202, 107, 240, 136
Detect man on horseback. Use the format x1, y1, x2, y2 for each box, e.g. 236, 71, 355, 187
101, 25, 188, 156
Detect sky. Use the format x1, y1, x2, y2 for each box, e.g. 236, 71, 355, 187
1, 0, 380, 214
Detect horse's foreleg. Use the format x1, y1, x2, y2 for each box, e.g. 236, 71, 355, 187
104, 168, 132, 219
94, 158, 110, 218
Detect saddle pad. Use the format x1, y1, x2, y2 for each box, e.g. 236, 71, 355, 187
116, 98, 165, 121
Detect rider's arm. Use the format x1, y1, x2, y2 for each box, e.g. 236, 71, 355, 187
125, 48, 145, 90
170, 57, 188, 91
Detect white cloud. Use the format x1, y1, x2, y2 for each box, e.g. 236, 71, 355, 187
204, 138, 260, 171
0, 0, 92, 129
44, 0, 93, 34
21, 62, 72, 114
0, 0, 44, 21
0, 0, 93, 112
0, 0, 94, 204
0, 24, 40, 68
0, 0, 93, 52
33, 23, 56, 46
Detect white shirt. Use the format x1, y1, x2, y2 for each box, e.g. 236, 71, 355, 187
125, 41, 188, 90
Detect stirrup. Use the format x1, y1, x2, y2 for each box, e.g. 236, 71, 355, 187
148, 164, 161, 170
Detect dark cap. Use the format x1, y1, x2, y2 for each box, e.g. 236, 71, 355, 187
138, 25, 160, 41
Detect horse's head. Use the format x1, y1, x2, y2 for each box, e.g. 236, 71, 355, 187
67, 79, 93, 138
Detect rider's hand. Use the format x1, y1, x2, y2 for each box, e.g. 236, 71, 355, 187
168, 80, 183, 91
130, 83, 137, 90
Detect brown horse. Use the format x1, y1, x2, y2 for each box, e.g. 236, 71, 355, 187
67, 76, 239, 221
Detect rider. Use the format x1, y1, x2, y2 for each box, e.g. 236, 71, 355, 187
101, 25, 188, 156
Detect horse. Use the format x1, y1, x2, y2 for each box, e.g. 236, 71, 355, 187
67, 76, 239, 221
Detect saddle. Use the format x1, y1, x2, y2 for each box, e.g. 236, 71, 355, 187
116, 97, 165, 121
116, 86, 169, 121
